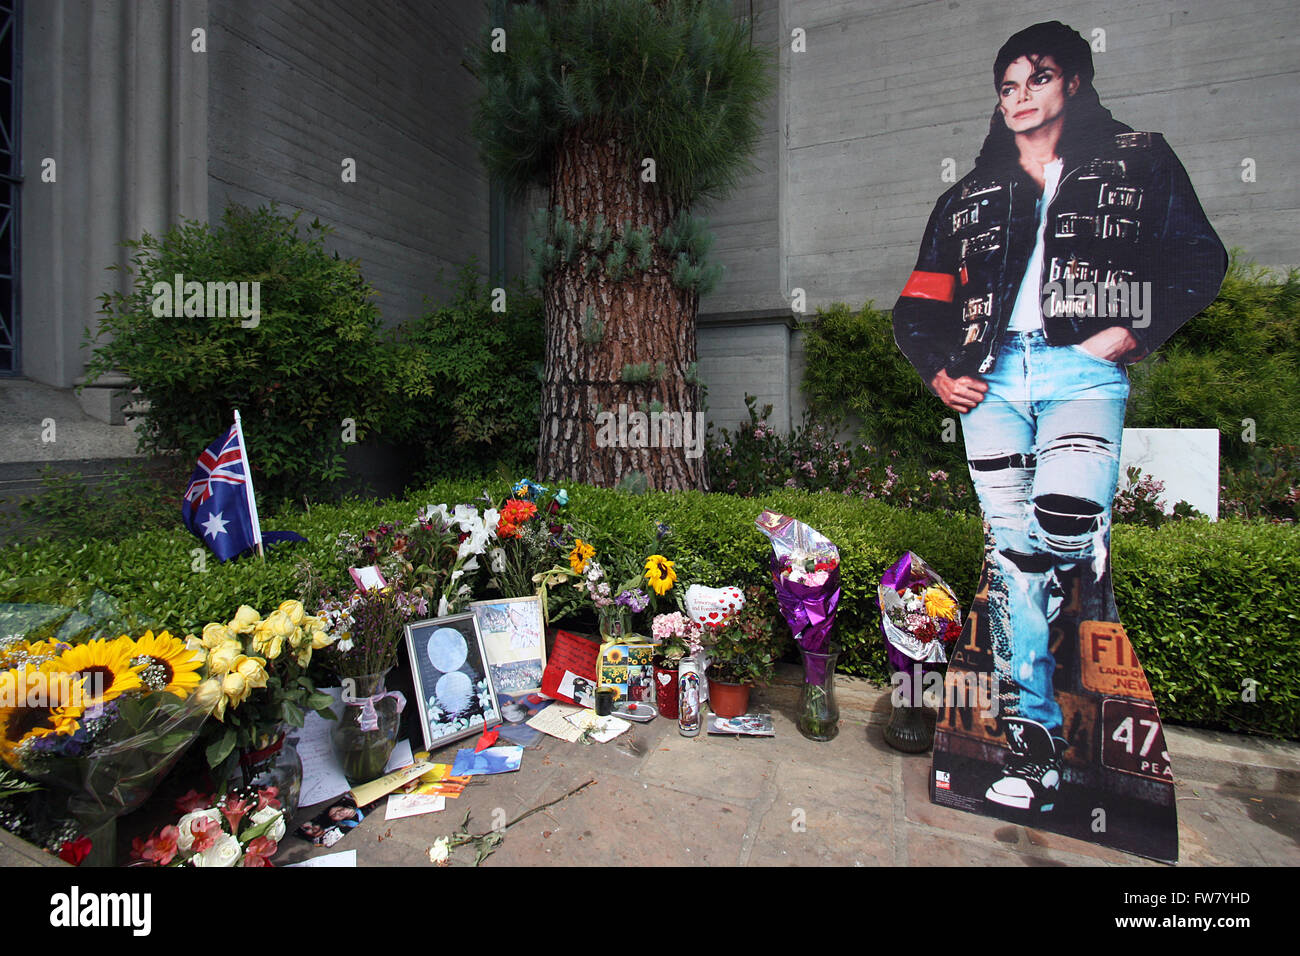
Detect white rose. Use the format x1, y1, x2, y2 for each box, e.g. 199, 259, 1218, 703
175, 808, 223, 851
249, 806, 287, 842
428, 836, 450, 865
192, 833, 242, 867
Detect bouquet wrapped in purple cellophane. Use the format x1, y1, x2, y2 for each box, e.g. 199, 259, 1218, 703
754, 511, 841, 683
879, 552, 963, 706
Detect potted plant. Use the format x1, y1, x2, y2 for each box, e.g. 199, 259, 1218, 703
649, 611, 702, 719
700, 587, 785, 718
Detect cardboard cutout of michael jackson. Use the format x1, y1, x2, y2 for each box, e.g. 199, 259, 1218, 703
892, 22, 1226, 862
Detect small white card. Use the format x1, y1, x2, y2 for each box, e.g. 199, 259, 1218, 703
385, 793, 446, 820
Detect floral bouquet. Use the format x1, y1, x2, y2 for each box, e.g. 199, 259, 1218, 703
326, 504, 496, 618
878, 552, 963, 670
315, 581, 428, 680
129, 784, 286, 867
650, 611, 702, 667
192, 602, 337, 789
490, 479, 571, 600
0, 628, 214, 865
535, 515, 676, 638
754, 510, 842, 683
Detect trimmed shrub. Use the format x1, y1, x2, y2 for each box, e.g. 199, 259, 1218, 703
1125, 252, 1300, 466
84, 204, 388, 503
385, 265, 544, 482
800, 300, 967, 471
1, 482, 1293, 738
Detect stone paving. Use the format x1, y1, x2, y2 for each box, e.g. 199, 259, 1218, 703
268, 667, 1300, 869
3, 665, 1294, 868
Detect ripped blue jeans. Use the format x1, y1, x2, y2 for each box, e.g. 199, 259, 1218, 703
959, 330, 1129, 734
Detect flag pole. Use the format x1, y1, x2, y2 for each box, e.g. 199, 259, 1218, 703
233, 409, 265, 559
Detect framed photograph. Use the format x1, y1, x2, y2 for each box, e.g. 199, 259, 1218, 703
405, 612, 502, 753
469, 596, 547, 699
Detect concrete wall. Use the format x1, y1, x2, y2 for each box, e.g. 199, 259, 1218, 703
20, 0, 209, 389
18, 0, 1299, 436
693, 0, 1300, 435
206, 0, 493, 327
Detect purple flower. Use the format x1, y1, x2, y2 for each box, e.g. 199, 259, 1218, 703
616, 589, 649, 613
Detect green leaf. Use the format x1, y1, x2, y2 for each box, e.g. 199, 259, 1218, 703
205, 727, 238, 768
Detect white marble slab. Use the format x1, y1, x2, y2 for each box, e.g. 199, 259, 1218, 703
1119, 428, 1219, 520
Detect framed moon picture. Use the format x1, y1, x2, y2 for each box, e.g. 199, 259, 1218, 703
405, 612, 503, 752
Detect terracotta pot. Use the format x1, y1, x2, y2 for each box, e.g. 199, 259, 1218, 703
708, 679, 751, 718
654, 665, 679, 719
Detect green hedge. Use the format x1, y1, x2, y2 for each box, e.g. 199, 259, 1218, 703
1, 481, 1294, 738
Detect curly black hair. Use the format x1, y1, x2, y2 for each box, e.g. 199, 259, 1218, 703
974, 21, 1130, 171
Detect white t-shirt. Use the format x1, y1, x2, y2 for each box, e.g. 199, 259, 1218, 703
1006, 158, 1064, 332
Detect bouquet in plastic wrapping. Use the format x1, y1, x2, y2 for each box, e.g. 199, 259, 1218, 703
878, 551, 963, 672
0, 578, 216, 865
754, 511, 841, 683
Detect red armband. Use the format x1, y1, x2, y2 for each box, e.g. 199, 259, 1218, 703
900, 270, 956, 303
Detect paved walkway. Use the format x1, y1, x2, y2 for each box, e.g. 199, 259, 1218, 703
4, 665, 1295, 868
272, 666, 1299, 868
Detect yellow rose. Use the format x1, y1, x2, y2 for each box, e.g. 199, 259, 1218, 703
310, 628, 334, 650
206, 641, 242, 677
266, 634, 285, 661
295, 645, 312, 668
193, 677, 223, 714
201, 622, 234, 649
266, 609, 295, 638
221, 671, 249, 708
228, 605, 261, 634
251, 622, 285, 661
234, 655, 269, 691
277, 600, 306, 627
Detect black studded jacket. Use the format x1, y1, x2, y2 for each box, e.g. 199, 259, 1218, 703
892, 129, 1227, 389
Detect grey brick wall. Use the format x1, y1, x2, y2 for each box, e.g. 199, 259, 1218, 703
206, 0, 494, 327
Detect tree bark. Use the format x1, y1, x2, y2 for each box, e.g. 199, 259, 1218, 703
537, 123, 709, 492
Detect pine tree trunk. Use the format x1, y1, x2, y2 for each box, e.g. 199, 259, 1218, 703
537, 123, 709, 492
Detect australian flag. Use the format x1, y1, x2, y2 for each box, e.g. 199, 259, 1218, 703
181, 424, 260, 562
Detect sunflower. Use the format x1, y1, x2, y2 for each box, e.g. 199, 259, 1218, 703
644, 554, 677, 596
129, 630, 205, 698
53, 637, 145, 708
569, 539, 595, 575
0, 665, 84, 769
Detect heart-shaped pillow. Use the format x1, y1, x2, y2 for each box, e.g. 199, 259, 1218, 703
685, 584, 746, 628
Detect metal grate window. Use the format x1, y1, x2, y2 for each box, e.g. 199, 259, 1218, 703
0, 0, 19, 376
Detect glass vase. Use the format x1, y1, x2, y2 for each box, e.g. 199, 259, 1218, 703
240, 725, 304, 816
599, 605, 630, 642
332, 671, 403, 786
797, 646, 840, 741
882, 658, 938, 753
